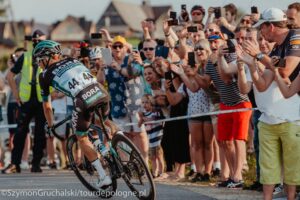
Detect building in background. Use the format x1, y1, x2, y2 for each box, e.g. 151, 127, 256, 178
97, 0, 171, 38
50, 15, 96, 46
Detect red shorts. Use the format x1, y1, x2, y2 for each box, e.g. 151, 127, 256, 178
217, 102, 252, 141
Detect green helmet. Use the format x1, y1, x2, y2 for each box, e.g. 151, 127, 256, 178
33, 40, 61, 59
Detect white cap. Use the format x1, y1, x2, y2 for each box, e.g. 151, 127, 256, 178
89, 46, 103, 60
254, 8, 287, 28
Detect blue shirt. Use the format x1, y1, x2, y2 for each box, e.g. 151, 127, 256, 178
105, 57, 128, 118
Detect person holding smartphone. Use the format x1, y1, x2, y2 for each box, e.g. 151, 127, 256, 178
241, 8, 300, 199
190, 5, 206, 28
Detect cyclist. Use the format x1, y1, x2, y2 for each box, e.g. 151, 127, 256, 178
33, 40, 112, 188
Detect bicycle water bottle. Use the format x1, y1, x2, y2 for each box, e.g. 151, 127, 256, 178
92, 139, 108, 156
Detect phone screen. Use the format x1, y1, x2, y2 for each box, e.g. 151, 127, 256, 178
101, 48, 113, 65
91, 33, 102, 39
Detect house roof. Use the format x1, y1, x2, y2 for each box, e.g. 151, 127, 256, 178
152, 6, 171, 21
0, 22, 15, 47
112, 0, 148, 32
31, 22, 50, 36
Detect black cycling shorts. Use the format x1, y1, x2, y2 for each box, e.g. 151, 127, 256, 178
72, 83, 109, 136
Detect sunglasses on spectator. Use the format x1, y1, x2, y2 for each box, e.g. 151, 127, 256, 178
192, 11, 203, 16
194, 46, 204, 51
143, 47, 155, 51
241, 19, 251, 24
204, 29, 220, 35
112, 45, 124, 49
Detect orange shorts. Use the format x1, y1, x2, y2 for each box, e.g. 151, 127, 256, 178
217, 102, 252, 141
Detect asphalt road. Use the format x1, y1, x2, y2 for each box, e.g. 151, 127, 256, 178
0, 169, 214, 200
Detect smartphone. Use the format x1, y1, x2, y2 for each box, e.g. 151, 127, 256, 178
101, 48, 113, 65
164, 71, 176, 92
251, 6, 258, 14
187, 26, 198, 33
181, 4, 186, 11
24, 35, 32, 41
167, 19, 179, 26
91, 33, 102, 39
214, 7, 221, 19
132, 47, 139, 54
226, 39, 236, 53
170, 11, 177, 20
274, 58, 286, 68
188, 52, 196, 67
155, 46, 169, 59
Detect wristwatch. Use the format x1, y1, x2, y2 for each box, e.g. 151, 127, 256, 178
256, 52, 264, 61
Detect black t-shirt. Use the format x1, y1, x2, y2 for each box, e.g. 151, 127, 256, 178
269, 29, 300, 81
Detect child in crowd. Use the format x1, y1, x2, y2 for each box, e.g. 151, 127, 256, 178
139, 94, 165, 178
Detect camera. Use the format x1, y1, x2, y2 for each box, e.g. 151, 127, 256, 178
251, 6, 258, 14
91, 33, 102, 39
188, 52, 196, 67
24, 35, 32, 41
181, 4, 186, 11
187, 26, 198, 33
214, 7, 221, 19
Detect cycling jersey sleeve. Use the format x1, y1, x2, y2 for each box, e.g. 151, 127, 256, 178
39, 72, 50, 102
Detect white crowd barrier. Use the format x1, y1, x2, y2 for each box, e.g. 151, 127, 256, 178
0, 107, 299, 131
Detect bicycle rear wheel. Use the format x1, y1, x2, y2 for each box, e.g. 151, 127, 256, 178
66, 134, 117, 198
112, 133, 156, 200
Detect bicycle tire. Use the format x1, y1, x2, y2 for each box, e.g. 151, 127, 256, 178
112, 133, 156, 200
66, 134, 117, 198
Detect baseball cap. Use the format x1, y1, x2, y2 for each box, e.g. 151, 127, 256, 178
32, 29, 45, 39
112, 35, 126, 45
254, 8, 287, 28
191, 5, 205, 15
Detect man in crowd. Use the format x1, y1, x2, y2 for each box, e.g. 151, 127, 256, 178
286, 2, 300, 29
2, 30, 47, 173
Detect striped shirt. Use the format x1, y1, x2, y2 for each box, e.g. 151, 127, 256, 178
205, 58, 249, 106
143, 110, 164, 148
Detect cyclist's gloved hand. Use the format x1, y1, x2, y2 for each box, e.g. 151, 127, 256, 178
45, 123, 55, 138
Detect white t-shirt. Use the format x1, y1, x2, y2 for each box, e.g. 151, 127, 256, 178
245, 67, 300, 124
178, 83, 211, 116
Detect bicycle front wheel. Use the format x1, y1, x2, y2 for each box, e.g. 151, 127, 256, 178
112, 133, 156, 200
66, 134, 117, 198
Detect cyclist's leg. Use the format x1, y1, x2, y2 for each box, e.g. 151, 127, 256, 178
72, 99, 111, 186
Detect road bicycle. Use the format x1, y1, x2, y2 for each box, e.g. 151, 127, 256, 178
51, 103, 156, 199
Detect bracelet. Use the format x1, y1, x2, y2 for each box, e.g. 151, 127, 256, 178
165, 33, 170, 37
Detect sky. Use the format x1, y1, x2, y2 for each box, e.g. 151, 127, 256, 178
6, 0, 297, 24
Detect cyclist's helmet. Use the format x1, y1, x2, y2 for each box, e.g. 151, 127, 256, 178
89, 46, 103, 60
33, 40, 62, 60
